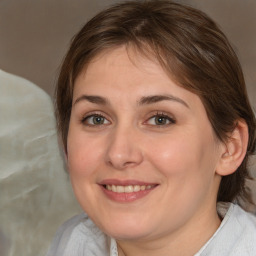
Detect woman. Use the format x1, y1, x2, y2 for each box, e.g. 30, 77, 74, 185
47, 1, 256, 255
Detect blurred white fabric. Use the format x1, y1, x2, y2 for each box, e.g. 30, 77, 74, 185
0, 70, 81, 256
0, 69, 255, 256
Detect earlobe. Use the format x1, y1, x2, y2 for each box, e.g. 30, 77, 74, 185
216, 120, 248, 176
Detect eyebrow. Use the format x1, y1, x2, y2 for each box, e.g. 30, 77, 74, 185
73, 95, 109, 106
138, 95, 189, 108
73, 94, 189, 108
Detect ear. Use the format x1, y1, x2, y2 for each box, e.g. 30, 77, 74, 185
216, 119, 249, 176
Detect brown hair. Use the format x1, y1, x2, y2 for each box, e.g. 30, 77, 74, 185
56, 0, 256, 205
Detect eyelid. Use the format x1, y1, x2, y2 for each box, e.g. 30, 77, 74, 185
144, 111, 176, 126
80, 111, 111, 126
79, 110, 175, 127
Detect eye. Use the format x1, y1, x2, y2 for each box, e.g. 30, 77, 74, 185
146, 113, 175, 126
82, 114, 110, 126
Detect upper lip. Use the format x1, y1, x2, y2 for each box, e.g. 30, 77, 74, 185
99, 179, 158, 186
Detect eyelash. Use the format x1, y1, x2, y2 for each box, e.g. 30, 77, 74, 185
80, 111, 176, 127
80, 112, 110, 126
145, 111, 176, 126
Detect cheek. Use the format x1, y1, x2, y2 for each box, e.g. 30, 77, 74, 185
67, 131, 103, 178
66, 133, 105, 208
146, 129, 219, 190
147, 134, 202, 176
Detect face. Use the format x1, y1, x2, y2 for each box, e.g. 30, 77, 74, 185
67, 46, 224, 243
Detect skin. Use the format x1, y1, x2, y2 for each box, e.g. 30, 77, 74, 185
67, 46, 228, 256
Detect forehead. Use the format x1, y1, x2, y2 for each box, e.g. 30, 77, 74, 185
82, 45, 161, 75
75, 43, 176, 83
74, 46, 173, 95
72, 46, 206, 115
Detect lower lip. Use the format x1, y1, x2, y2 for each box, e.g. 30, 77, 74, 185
101, 186, 156, 202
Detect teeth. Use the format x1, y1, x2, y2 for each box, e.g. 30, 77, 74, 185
116, 185, 125, 193
124, 185, 133, 193
112, 185, 117, 192
134, 185, 140, 192
105, 184, 154, 193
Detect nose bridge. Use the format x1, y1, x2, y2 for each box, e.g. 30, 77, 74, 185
105, 122, 143, 170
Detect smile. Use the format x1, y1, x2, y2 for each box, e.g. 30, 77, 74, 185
100, 181, 158, 202
104, 184, 155, 193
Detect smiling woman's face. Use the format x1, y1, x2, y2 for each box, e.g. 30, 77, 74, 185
67, 46, 225, 245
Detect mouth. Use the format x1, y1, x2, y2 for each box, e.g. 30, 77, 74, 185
103, 184, 156, 193
99, 180, 158, 202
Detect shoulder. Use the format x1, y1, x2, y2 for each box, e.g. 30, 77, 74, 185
197, 203, 256, 256
46, 213, 111, 256
226, 204, 256, 255
46, 213, 88, 256
232, 204, 256, 225
54, 213, 89, 240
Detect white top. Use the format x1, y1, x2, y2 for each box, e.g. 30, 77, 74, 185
46, 203, 256, 256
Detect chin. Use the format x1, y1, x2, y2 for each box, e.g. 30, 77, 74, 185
107, 228, 151, 241
97, 215, 154, 241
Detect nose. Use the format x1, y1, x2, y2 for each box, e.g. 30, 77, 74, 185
105, 126, 143, 170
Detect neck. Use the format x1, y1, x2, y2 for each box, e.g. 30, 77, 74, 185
117, 206, 221, 256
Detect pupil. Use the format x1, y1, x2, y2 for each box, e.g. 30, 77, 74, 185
156, 116, 166, 125
94, 116, 103, 124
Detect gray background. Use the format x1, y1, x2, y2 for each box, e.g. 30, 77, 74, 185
0, 0, 255, 107
0, 0, 255, 255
